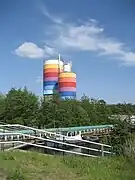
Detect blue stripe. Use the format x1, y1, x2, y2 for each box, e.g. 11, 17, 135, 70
43, 81, 57, 86
61, 96, 76, 100
60, 91, 76, 96
43, 85, 55, 90
55, 83, 59, 89
43, 90, 54, 95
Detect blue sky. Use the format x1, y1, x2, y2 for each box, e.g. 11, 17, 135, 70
1, 0, 135, 103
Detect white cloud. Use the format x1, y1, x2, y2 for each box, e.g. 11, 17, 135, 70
15, 42, 44, 59
41, 8, 135, 65
40, 5, 63, 24
15, 7, 135, 65
44, 45, 56, 56
120, 52, 135, 66
15, 42, 56, 59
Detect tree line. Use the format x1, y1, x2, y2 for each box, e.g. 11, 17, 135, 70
0, 87, 135, 129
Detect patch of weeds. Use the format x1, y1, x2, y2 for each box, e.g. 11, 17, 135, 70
2, 155, 15, 161
6, 169, 26, 180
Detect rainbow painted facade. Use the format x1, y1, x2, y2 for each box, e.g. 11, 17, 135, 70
59, 72, 76, 99
43, 56, 77, 99
43, 59, 63, 95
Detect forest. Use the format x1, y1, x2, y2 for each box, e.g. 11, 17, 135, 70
0, 87, 135, 129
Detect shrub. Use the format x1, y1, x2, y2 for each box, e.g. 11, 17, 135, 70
124, 137, 135, 163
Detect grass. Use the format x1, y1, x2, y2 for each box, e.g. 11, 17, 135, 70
0, 151, 135, 180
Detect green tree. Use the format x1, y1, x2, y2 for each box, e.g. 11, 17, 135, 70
0, 93, 5, 122
1, 87, 135, 131
80, 95, 98, 125
95, 99, 112, 124
4, 87, 39, 126
80, 95, 112, 125
109, 119, 132, 155
37, 98, 58, 128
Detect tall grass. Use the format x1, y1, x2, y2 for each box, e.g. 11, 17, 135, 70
124, 136, 135, 163
0, 151, 135, 180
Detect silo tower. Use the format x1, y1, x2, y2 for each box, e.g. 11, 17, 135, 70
58, 61, 76, 100
43, 56, 63, 99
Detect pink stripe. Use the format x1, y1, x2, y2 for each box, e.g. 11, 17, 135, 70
44, 77, 58, 81
59, 87, 76, 92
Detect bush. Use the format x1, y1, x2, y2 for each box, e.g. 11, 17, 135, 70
108, 119, 135, 163
124, 137, 135, 163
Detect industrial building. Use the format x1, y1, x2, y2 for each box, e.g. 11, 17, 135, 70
43, 55, 76, 100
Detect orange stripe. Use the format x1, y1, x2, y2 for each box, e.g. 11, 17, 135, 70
44, 68, 59, 73
59, 77, 76, 83
59, 72, 76, 78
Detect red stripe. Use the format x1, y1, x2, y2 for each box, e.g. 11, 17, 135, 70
59, 82, 76, 88
44, 72, 59, 78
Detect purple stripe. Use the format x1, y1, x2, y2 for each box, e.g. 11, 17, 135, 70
59, 87, 76, 92
44, 77, 58, 81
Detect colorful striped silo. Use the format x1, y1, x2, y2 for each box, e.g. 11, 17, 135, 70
58, 63, 76, 99
43, 59, 63, 96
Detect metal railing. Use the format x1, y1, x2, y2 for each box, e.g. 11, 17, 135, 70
0, 141, 97, 157
0, 124, 114, 157
0, 124, 112, 147
0, 132, 112, 154
0, 132, 113, 157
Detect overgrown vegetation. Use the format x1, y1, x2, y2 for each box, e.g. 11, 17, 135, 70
1, 87, 135, 128
0, 87, 135, 162
0, 151, 135, 180
0, 87, 135, 179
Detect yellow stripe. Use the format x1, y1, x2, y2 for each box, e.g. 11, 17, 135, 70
59, 72, 76, 78
44, 64, 63, 69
